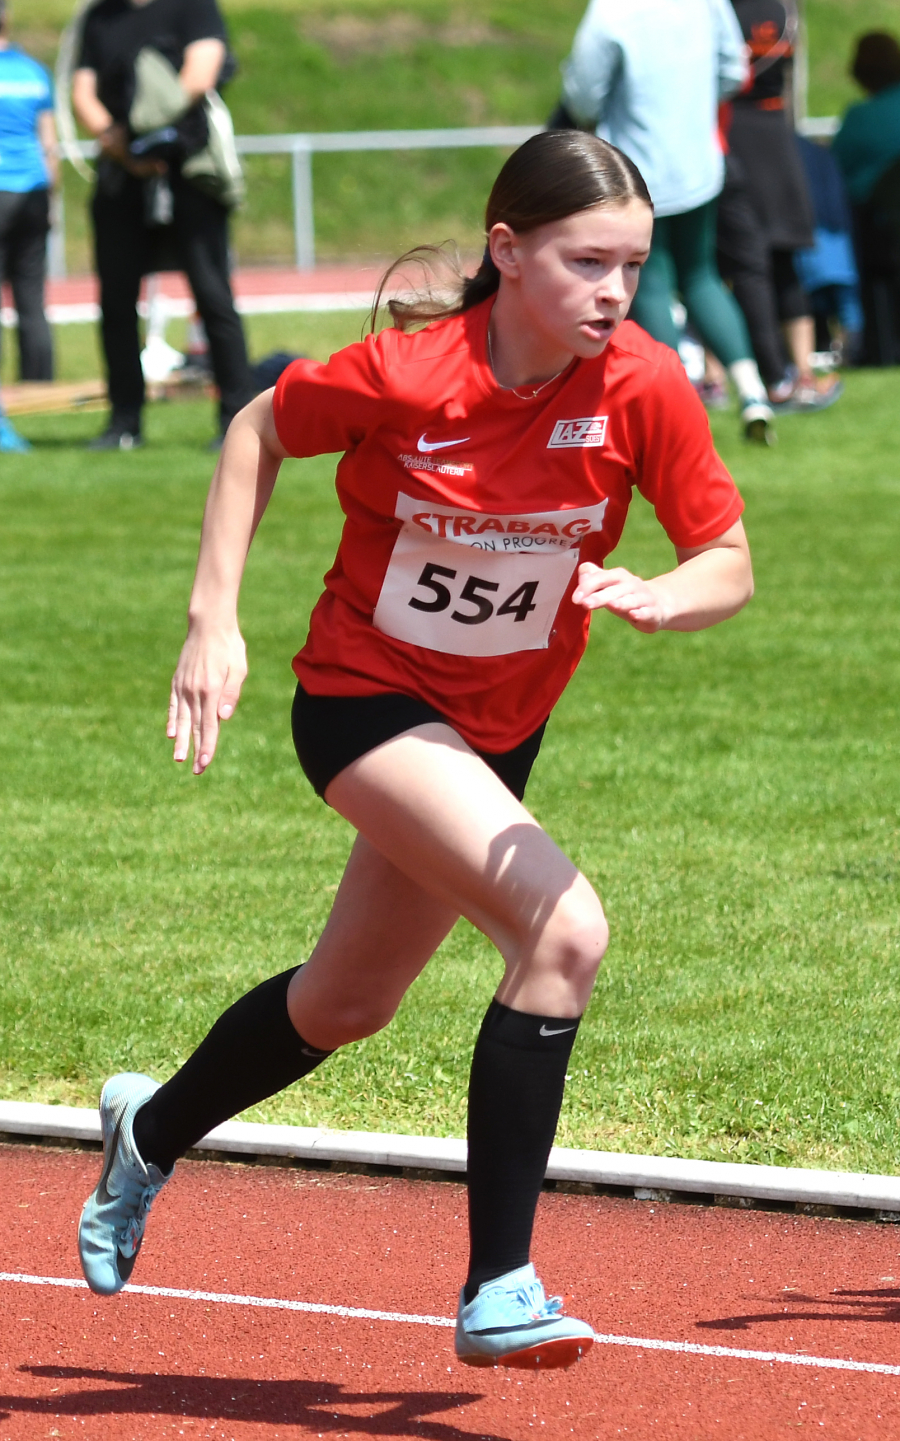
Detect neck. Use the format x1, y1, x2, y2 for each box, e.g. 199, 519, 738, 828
487, 283, 574, 390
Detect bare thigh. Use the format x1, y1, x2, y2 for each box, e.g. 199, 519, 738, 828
288, 723, 607, 1050
287, 833, 459, 1051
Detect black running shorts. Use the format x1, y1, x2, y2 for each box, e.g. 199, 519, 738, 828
291, 683, 546, 802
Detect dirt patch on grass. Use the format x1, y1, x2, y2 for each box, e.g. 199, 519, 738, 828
301, 13, 509, 61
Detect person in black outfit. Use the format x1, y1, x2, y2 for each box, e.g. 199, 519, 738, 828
72, 0, 254, 450
717, 0, 840, 409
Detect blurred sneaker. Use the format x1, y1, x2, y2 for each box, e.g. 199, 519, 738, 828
695, 379, 730, 411
0, 416, 32, 452
767, 367, 799, 406
87, 424, 143, 451
78, 1073, 171, 1296
773, 376, 843, 413
741, 400, 776, 445
455, 1263, 594, 1370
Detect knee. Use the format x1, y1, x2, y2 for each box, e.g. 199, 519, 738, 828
289, 988, 399, 1051
546, 878, 609, 990
329, 998, 399, 1045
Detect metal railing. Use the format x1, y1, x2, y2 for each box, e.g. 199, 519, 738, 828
54, 118, 838, 278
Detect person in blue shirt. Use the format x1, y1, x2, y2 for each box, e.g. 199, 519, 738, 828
0, 0, 57, 394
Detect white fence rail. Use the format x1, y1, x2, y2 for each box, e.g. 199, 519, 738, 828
54, 118, 838, 278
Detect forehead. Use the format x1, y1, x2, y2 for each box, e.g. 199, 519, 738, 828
543, 201, 653, 249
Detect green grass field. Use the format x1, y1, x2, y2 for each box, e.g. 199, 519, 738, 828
19, 0, 896, 269
1, 315, 898, 1174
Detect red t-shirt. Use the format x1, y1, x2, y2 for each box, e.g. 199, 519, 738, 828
273, 297, 743, 753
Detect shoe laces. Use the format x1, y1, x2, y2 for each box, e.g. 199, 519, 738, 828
486, 1274, 564, 1326
517, 1275, 564, 1320
117, 1172, 164, 1256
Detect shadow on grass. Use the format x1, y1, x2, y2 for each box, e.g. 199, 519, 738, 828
1, 1366, 511, 1439
697, 1286, 900, 1332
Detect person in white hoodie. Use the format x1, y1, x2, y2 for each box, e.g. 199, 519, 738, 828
561, 0, 775, 441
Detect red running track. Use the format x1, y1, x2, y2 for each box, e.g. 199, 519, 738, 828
2, 1144, 900, 1440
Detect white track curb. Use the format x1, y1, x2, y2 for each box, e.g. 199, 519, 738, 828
2, 1101, 899, 1214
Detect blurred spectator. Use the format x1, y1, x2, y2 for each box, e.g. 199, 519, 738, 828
720, 0, 839, 411
0, 388, 30, 451
794, 136, 863, 366
833, 32, 900, 365
559, 0, 776, 442
71, 0, 254, 450
833, 33, 900, 205
0, 0, 57, 383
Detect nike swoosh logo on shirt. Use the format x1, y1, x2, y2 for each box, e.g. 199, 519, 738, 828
416, 433, 471, 453
539, 1024, 577, 1037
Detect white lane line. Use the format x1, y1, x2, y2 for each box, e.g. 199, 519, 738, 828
591, 1332, 900, 1376
0, 1273, 453, 1328
2, 1273, 899, 1376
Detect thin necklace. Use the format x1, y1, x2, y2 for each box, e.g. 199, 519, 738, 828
486, 326, 572, 400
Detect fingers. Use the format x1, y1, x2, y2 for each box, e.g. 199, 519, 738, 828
169, 647, 247, 772
218, 672, 244, 722
572, 563, 632, 604
572, 563, 663, 631
169, 682, 195, 765
195, 687, 221, 774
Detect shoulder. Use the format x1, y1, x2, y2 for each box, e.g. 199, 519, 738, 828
835, 99, 871, 137
80, 0, 121, 37
0, 47, 52, 86
603, 322, 708, 434
604, 319, 677, 382
364, 307, 482, 392
83, 0, 122, 24
182, 0, 229, 36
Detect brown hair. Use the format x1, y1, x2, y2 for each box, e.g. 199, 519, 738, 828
852, 32, 900, 94
369, 130, 652, 333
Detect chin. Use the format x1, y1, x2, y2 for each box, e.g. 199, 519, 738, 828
573, 331, 615, 358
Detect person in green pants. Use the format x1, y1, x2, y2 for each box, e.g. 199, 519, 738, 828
559, 0, 775, 443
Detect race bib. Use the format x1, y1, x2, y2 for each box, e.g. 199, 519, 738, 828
373, 493, 608, 657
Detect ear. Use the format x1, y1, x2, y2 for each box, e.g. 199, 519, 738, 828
488, 223, 522, 279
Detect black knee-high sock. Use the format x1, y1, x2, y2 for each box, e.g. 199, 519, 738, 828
464, 998, 580, 1304
132, 967, 331, 1174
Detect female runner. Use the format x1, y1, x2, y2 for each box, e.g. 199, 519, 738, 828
78, 130, 753, 1372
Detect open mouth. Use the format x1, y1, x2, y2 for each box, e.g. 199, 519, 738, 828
582, 318, 616, 339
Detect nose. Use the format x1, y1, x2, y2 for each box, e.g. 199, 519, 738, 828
596, 265, 629, 308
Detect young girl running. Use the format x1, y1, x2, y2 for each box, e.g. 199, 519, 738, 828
78, 131, 753, 1372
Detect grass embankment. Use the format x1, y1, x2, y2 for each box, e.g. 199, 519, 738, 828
1, 329, 897, 1173
17, 0, 897, 269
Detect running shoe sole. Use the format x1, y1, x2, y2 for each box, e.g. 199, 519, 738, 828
459, 1335, 594, 1370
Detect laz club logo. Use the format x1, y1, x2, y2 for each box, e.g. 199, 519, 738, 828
547, 416, 609, 449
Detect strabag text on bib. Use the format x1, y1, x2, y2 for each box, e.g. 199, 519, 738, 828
373, 493, 608, 657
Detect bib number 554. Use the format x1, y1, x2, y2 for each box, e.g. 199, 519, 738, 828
408, 561, 538, 626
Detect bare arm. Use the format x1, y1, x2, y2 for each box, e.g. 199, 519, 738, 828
70, 67, 156, 174
179, 38, 226, 102
168, 392, 290, 774
37, 110, 60, 189
571, 518, 753, 633
71, 67, 112, 137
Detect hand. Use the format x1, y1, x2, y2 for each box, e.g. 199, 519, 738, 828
168, 623, 248, 774
99, 122, 166, 178
571, 561, 668, 634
